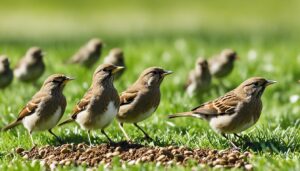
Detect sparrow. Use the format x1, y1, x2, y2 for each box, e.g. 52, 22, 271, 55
209, 49, 238, 78
2, 74, 73, 146
0, 55, 13, 89
68, 38, 103, 67
184, 57, 211, 96
59, 64, 123, 146
103, 48, 126, 79
117, 67, 172, 140
169, 77, 276, 148
14, 47, 45, 83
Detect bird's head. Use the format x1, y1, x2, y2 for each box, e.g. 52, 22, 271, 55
195, 57, 209, 70
93, 63, 124, 84
109, 48, 124, 62
43, 74, 74, 92
0, 55, 10, 68
26, 47, 44, 62
87, 38, 103, 51
221, 49, 238, 62
237, 77, 276, 98
138, 67, 173, 88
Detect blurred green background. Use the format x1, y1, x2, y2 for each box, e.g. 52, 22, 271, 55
1, 0, 300, 40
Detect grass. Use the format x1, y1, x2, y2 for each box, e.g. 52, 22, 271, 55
1, 32, 300, 170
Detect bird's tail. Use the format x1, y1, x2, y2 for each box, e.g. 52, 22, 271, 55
2, 120, 21, 131
168, 112, 201, 119
58, 118, 74, 126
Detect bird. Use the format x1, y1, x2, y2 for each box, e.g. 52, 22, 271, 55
14, 47, 45, 83
58, 64, 123, 146
68, 38, 103, 67
168, 77, 276, 148
184, 57, 211, 96
209, 49, 238, 78
2, 74, 74, 147
117, 67, 172, 141
0, 55, 13, 89
103, 48, 126, 79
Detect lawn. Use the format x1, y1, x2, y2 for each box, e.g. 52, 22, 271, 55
0, 31, 300, 170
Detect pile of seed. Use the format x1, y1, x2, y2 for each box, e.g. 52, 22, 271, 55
16, 142, 253, 170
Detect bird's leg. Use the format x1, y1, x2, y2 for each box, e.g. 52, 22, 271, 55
118, 122, 130, 141
222, 133, 240, 150
234, 133, 246, 141
101, 129, 113, 144
133, 123, 153, 140
48, 129, 63, 143
28, 131, 36, 150
87, 130, 93, 147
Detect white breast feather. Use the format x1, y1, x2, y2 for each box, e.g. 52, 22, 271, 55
23, 107, 62, 132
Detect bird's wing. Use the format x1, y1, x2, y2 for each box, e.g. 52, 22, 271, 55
120, 89, 139, 106
16, 95, 43, 121
71, 88, 93, 119
191, 91, 240, 117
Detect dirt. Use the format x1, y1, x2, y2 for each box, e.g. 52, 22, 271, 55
15, 142, 253, 170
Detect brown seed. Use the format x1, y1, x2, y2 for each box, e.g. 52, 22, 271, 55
115, 147, 121, 152
60, 148, 71, 154
174, 154, 184, 162
184, 150, 193, 155
38, 150, 46, 158
156, 155, 166, 161
16, 147, 25, 154
141, 156, 148, 162
214, 158, 227, 165
228, 157, 237, 163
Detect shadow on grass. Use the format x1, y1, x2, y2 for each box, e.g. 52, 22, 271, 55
234, 135, 299, 153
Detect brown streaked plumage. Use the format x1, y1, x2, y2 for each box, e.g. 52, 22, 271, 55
0, 55, 13, 89
184, 57, 211, 96
209, 49, 238, 78
59, 64, 123, 146
2, 74, 73, 146
103, 48, 126, 79
169, 77, 276, 148
117, 67, 172, 140
14, 47, 45, 83
68, 38, 103, 67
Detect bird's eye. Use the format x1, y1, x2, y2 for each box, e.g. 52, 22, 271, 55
253, 82, 259, 86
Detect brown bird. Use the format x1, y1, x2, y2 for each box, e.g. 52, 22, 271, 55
2, 74, 73, 146
184, 57, 211, 96
103, 48, 126, 79
169, 77, 276, 148
59, 64, 123, 146
68, 38, 103, 67
117, 67, 172, 140
0, 55, 13, 89
209, 49, 238, 78
14, 47, 45, 83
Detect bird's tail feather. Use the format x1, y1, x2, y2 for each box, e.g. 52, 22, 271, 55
2, 121, 21, 131
168, 112, 202, 119
58, 119, 74, 126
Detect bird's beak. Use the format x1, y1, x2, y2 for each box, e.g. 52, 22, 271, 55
162, 70, 173, 77
265, 80, 277, 86
112, 66, 124, 74
64, 77, 75, 83
235, 56, 240, 60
